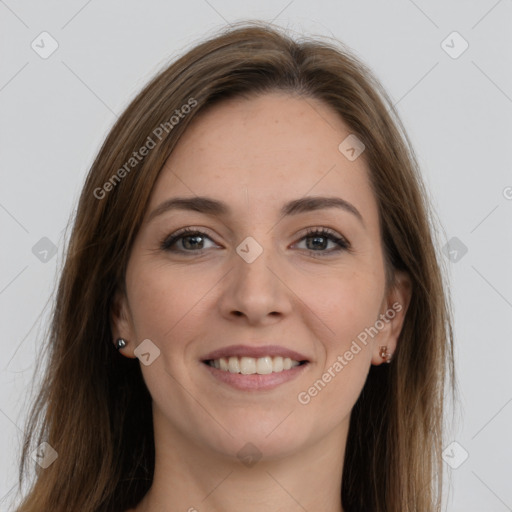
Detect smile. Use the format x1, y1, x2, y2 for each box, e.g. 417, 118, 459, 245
205, 356, 303, 375
201, 344, 310, 390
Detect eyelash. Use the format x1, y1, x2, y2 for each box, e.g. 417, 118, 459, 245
159, 227, 351, 257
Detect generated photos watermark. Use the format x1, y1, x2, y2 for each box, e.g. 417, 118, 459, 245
297, 301, 402, 405
93, 97, 198, 200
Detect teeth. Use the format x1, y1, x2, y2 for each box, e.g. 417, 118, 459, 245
228, 356, 240, 373
256, 356, 273, 375
273, 356, 284, 372
208, 355, 301, 374
240, 356, 256, 375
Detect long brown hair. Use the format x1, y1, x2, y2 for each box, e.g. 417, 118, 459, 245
16, 21, 454, 512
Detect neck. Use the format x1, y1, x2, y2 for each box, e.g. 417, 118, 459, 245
132, 409, 347, 512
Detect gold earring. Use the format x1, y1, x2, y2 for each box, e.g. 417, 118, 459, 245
379, 345, 392, 363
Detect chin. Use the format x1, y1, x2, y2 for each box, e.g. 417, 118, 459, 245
197, 413, 319, 463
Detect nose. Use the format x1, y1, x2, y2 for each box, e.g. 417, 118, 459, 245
217, 240, 293, 326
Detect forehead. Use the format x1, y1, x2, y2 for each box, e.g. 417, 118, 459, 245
150, 92, 379, 227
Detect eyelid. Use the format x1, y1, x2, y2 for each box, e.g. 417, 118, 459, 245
292, 226, 351, 253
160, 225, 351, 255
159, 226, 219, 251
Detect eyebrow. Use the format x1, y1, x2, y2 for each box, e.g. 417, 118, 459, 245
147, 195, 364, 225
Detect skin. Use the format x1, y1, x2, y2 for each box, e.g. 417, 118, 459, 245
112, 92, 412, 512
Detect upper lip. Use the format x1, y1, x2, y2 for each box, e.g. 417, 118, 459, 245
202, 344, 310, 362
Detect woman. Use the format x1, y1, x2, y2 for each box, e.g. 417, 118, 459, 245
16, 21, 454, 512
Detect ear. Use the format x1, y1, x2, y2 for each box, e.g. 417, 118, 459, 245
110, 287, 137, 358
371, 270, 412, 365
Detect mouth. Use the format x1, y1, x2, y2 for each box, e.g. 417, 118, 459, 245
201, 344, 310, 391
203, 356, 307, 375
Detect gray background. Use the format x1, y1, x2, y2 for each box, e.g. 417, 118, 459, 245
1, 0, 511, 510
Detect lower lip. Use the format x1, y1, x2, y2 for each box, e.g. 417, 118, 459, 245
202, 361, 309, 391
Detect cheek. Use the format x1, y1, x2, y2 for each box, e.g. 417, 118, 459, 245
125, 258, 230, 365
309, 267, 385, 344
125, 259, 201, 342
306, 269, 383, 390
295, 275, 381, 427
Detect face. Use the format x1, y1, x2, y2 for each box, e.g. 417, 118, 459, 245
112, 92, 411, 461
